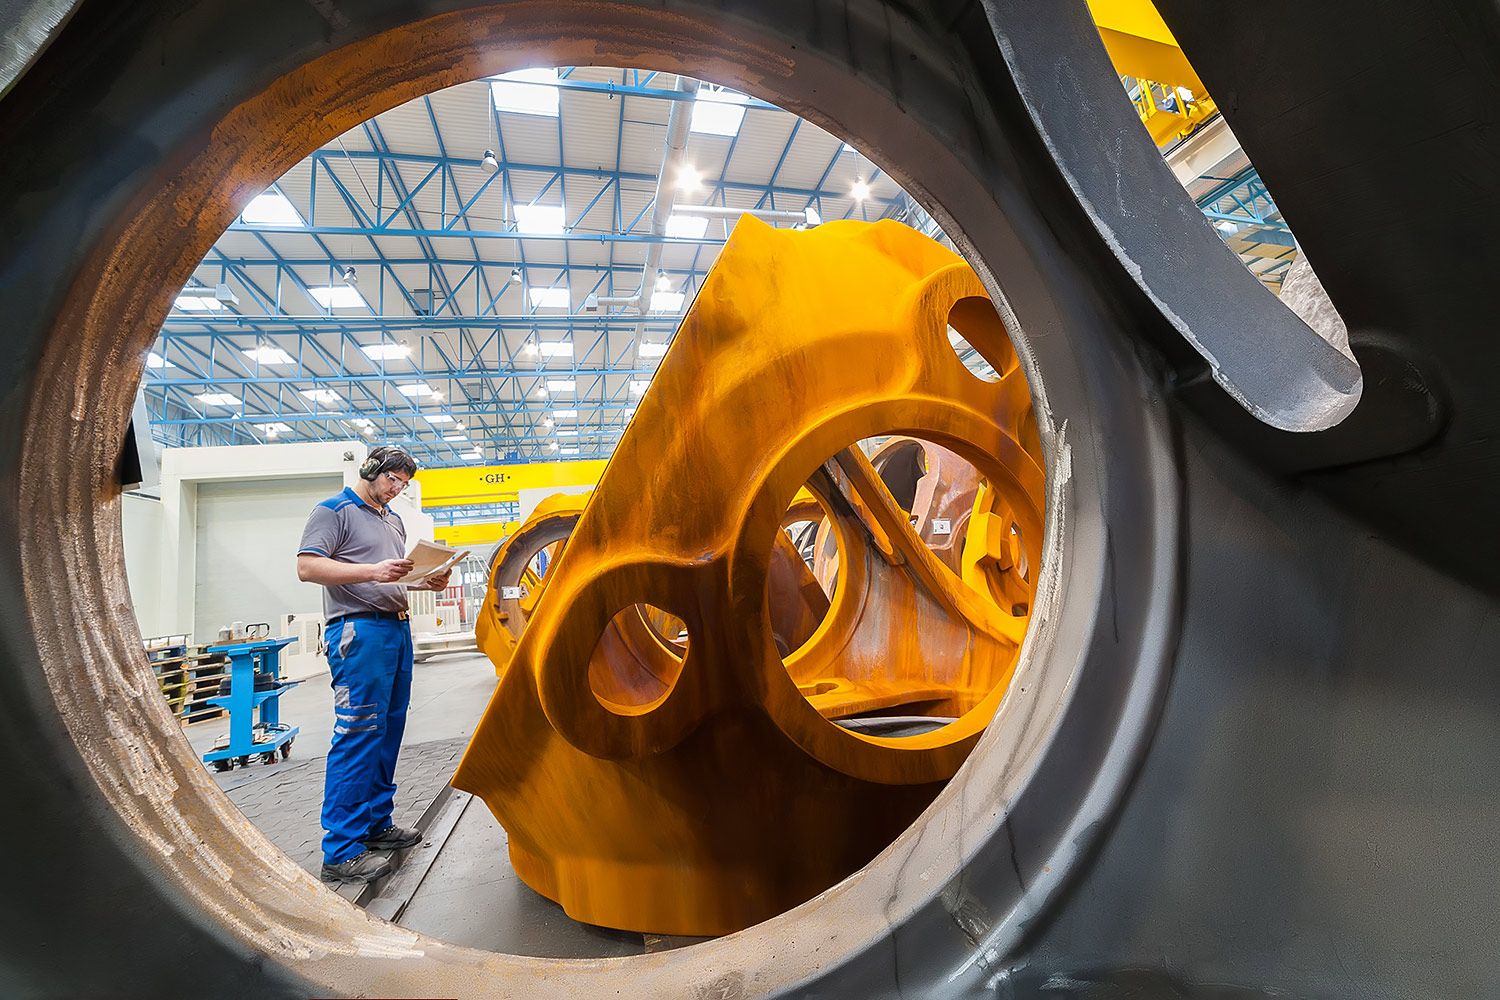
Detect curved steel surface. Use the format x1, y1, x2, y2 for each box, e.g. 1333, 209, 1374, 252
0, 0, 81, 101
0, 0, 1492, 997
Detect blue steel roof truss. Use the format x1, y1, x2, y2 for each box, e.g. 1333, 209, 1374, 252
147, 73, 1281, 465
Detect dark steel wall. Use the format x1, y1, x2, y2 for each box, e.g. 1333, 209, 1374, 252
0, 1, 1496, 997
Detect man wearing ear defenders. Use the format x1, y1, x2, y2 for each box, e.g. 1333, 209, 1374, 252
296, 444, 452, 884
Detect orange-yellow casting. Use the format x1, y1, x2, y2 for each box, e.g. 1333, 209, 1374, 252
454, 218, 1044, 935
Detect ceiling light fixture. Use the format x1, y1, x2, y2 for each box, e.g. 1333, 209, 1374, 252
360, 342, 410, 360
675, 165, 702, 192
655, 269, 671, 292
341, 264, 358, 285
851, 178, 871, 201
482, 149, 499, 170
510, 267, 523, 284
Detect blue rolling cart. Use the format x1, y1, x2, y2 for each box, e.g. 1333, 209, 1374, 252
201, 636, 300, 772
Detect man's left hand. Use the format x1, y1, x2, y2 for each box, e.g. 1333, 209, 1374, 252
421, 569, 452, 591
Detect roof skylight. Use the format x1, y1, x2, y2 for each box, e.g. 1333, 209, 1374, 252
240, 188, 305, 227
360, 343, 410, 361
174, 294, 223, 311
638, 341, 668, 358
666, 215, 709, 239
650, 290, 686, 312
691, 86, 750, 137
242, 346, 294, 365
146, 351, 175, 370
538, 340, 573, 359
546, 379, 576, 393
309, 285, 367, 309
528, 286, 570, 309
491, 68, 560, 118
398, 382, 435, 397
559, 447, 580, 456
515, 204, 566, 235
301, 389, 344, 404
195, 393, 240, 407
552, 409, 578, 419
423, 413, 456, 425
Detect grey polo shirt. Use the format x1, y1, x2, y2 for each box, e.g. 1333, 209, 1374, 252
297, 485, 410, 618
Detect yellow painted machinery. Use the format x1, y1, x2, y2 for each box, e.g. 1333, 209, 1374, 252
456, 217, 1044, 935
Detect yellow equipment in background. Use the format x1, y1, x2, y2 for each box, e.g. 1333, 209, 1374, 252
1087, 0, 1217, 146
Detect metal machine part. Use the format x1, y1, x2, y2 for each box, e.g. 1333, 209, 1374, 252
455, 220, 1042, 936
0, 0, 1494, 997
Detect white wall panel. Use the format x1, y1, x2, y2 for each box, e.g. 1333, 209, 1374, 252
122, 493, 167, 638
192, 476, 341, 642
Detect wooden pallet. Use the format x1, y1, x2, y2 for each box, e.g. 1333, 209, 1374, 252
144, 637, 229, 725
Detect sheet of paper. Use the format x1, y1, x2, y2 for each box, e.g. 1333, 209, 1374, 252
395, 540, 468, 586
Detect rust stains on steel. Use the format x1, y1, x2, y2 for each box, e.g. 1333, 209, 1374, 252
456, 218, 1044, 936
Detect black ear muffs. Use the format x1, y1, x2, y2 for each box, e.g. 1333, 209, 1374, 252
358, 449, 386, 481
359, 445, 415, 482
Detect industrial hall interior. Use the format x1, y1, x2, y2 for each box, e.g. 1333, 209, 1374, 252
3, 1, 1497, 998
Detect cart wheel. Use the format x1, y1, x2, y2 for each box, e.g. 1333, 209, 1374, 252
280, 741, 293, 761
235, 756, 249, 769
261, 751, 276, 766
211, 759, 232, 773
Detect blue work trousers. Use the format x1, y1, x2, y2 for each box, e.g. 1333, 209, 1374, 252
321, 615, 414, 864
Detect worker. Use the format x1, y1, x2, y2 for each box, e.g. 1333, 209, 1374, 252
295, 445, 452, 884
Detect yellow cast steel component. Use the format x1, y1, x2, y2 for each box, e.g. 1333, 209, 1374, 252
474, 492, 588, 674
455, 218, 1044, 936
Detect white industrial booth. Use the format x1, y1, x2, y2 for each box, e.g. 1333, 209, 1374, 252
122, 441, 437, 675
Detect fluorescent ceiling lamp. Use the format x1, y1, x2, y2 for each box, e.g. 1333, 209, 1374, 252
423, 413, 456, 425
538, 339, 573, 358
195, 393, 240, 407
546, 379, 575, 393
559, 447, 580, 456
515, 204, 566, 235
255, 422, 293, 435
301, 388, 344, 403
638, 341, 668, 358
242, 346, 294, 365
398, 382, 435, 397
528, 286, 569, 309
490, 68, 560, 117
360, 343, 410, 360
650, 290, 685, 312
552, 409, 578, 419
240, 189, 304, 226
556, 429, 579, 437
691, 87, 749, 137
146, 351, 175, 370
629, 379, 649, 394
666, 214, 709, 239
309, 284, 367, 309
174, 294, 222, 311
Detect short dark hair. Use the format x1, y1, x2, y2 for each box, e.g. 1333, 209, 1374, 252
368, 445, 418, 479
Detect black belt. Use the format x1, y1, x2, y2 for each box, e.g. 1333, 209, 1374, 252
327, 610, 409, 628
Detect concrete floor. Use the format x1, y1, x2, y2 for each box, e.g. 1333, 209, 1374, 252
181, 649, 707, 957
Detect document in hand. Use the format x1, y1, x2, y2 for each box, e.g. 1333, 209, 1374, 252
396, 539, 469, 586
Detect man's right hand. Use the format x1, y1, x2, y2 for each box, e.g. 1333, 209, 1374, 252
369, 558, 415, 583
